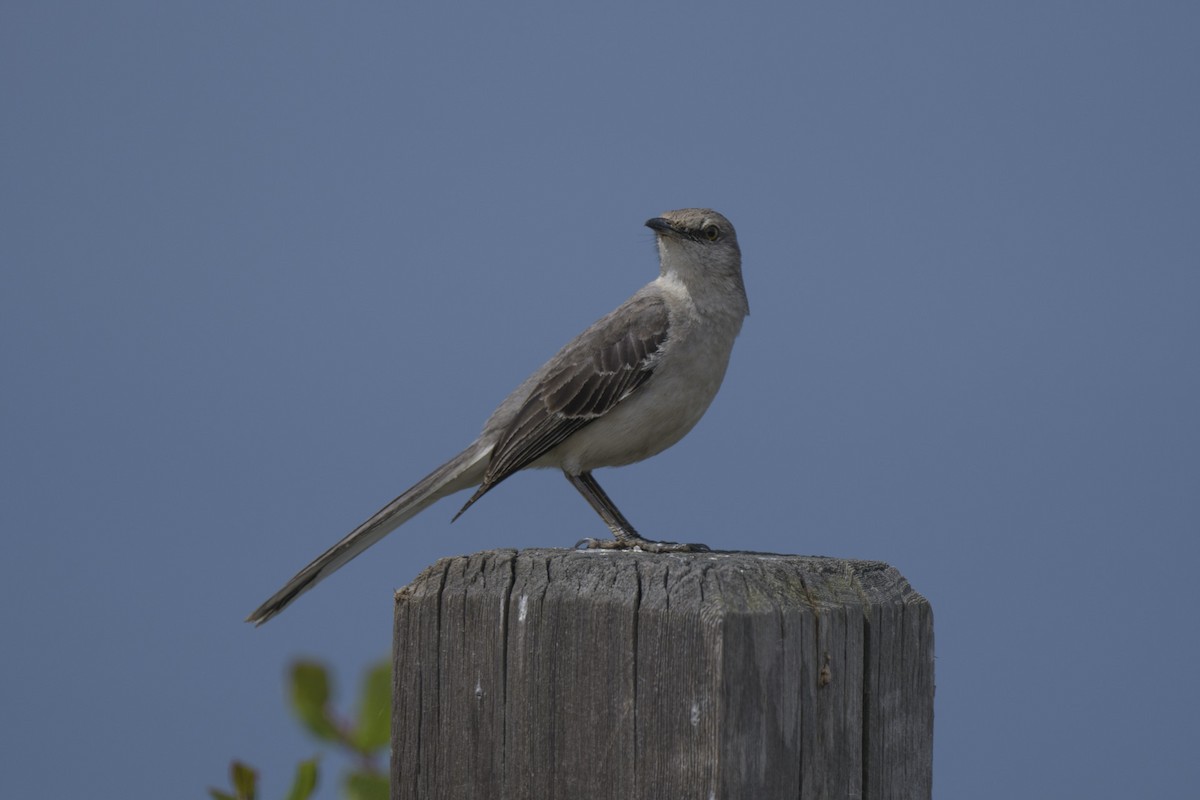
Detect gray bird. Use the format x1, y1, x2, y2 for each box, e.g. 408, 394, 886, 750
247, 208, 748, 625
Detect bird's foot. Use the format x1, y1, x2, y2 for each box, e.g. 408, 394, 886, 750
574, 536, 710, 553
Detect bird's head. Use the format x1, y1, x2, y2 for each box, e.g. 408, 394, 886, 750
646, 208, 748, 316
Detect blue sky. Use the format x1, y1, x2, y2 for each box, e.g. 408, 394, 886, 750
3, 2, 1198, 797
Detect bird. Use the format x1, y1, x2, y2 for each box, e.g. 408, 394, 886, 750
247, 208, 749, 625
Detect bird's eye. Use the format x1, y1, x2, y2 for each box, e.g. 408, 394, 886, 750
702, 224, 721, 241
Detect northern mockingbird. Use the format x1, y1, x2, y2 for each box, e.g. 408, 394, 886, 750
247, 208, 748, 625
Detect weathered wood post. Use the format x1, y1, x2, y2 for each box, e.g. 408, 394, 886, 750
392, 548, 933, 800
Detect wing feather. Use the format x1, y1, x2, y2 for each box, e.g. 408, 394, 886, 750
452, 293, 669, 519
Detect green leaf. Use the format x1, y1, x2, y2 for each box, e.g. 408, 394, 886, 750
284, 757, 319, 800
344, 771, 390, 800
351, 661, 391, 753
289, 661, 340, 741
231, 761, 258, 800
290, 661, 330, 711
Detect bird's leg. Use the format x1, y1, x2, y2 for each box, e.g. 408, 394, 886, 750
565, 471, 710, 553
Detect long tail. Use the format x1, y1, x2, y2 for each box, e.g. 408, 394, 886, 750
245, 442, 491, 625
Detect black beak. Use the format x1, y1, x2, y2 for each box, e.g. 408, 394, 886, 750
644, 217, 675, 235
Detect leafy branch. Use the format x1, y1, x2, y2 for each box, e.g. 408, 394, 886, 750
209, 659, 390, 800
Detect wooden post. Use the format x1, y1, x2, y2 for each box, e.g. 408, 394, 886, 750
392, 548, 933, 800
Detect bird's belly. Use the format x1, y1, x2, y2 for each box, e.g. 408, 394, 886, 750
545, 336, 734, 472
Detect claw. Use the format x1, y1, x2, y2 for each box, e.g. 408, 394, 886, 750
575, 536, 710, 553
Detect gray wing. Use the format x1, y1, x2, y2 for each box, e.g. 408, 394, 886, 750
452, 292, 670, 519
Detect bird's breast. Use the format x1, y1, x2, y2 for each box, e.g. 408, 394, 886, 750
549, 309, 743, 472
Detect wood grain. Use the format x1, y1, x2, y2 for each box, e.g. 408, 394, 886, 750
392, 548, 933, 799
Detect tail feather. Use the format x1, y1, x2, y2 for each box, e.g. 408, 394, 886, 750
245, 442, 490, 625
